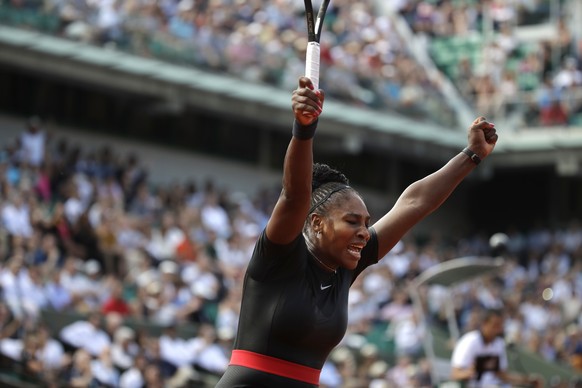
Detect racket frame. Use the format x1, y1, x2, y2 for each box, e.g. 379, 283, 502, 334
303, 0, 331, 90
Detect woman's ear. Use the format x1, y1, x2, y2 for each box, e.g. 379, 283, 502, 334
309, 213, 323, 232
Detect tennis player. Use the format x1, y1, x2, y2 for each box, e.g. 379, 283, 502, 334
451, 308, 543, 387
215, 76, 498, 387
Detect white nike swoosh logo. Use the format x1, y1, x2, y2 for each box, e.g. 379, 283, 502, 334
320, 284, 332, 290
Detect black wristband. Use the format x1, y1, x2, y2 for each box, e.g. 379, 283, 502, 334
462, 147, 481, 165
292, 119, 318, 140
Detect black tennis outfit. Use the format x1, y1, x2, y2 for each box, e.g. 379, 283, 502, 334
216, 227, 379, 387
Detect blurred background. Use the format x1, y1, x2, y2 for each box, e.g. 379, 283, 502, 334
0, 0, 582, 386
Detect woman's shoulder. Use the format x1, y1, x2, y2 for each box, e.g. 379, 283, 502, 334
246, 229, 307, 281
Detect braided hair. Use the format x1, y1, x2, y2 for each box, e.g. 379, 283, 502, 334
309, 163, 352, 215
303, 163, 363, 242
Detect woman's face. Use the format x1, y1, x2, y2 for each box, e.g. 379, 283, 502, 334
319, 193, 371, 269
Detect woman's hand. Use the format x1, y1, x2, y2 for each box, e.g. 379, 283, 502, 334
467, 116, 498, 160
292, 77, 324, 126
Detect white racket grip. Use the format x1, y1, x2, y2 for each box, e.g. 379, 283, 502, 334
305, 41, 321, 90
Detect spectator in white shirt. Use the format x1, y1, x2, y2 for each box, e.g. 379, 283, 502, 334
0, 331, 29, 362
553, 57, 582, 90
60, 312, 111, 357
194, 324, 231, 375
18, 265, 49, 318
142, 335, 196, 386
111, 326, 139, 371
145, 211, 185, 263
20, 116, 47, 168
159, 324, 195, 368
450, 308, 542, 387
384, 240, 411, 280
80, 259, 107, 307
181, 253, 221, 303
0, 253, 27, 319
37, 324, 68, 372
392, 310, 425, 358
60, 257, 102, 311
91, 346, 120, 387
214, 230, 253, 275
1, 192, 33, 238
44, 269, 73, 311
200, 192, 231, 239
215, 288, 241, 339
519, 295, 551, 333
63, 183, 86, 227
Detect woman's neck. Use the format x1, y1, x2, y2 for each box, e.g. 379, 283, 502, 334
304, 233, 337, 273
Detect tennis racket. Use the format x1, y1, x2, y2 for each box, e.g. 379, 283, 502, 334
303, 0, 331, 90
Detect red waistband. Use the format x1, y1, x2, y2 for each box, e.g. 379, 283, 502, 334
229, 349, 321, 385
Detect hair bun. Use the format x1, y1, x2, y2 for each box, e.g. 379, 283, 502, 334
312, 163, 349, 190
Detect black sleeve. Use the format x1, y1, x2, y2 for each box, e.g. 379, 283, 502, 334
245, 229, 306, 282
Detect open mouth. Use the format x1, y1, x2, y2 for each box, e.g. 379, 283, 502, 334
347, 244, 364, 258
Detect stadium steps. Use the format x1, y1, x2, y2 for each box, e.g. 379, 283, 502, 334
429, 35, 484, 80
429, 35, 540, 93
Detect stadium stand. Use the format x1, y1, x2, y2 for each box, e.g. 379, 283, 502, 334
398, 0, 582, 129
1, 0, 582, 386
0, 116, 581, 387
0, 0, 460, 127
3, 0, 582, 131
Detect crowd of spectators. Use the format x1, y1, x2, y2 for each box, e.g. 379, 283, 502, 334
1, 0, 460, 127
0, 117, 581, 387
4, 0, 582, 129
397, 0, 582, 128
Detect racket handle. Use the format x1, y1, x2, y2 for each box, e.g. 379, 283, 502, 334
305, 41, 321, 90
